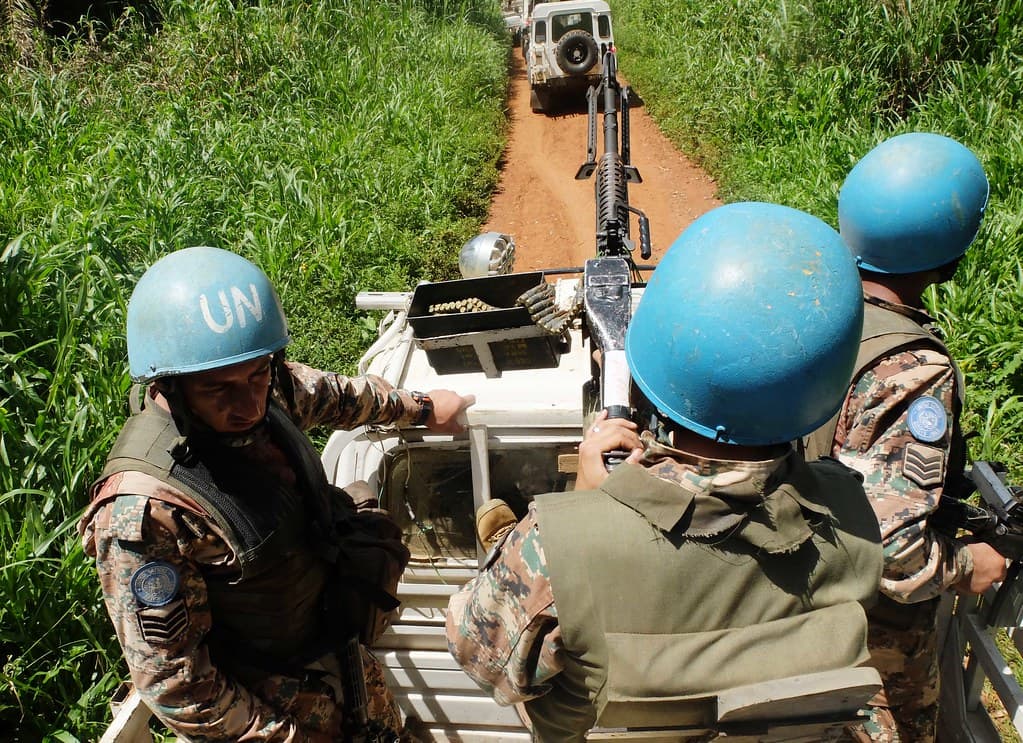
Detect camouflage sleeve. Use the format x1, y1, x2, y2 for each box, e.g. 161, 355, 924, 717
85, 477, 324, 742
445, 504, 563, 705
274, 360, 422, 431
834, 347, 974, 603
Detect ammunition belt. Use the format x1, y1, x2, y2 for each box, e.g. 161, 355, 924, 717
428, 297, 499, 314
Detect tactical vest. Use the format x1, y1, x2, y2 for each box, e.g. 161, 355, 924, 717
802, 300, 967, 490
527, 458, 881, 742
93, 401, 334, 670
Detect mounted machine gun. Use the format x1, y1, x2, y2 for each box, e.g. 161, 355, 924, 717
575, 48, 651, 460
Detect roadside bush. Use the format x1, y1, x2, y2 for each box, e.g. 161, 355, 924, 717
615, 9, 1023, 731
614, 0, 1023, 478
0, 0, 507, 737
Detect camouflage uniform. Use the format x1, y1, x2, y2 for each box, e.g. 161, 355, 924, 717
829, 297, 974, 743
79, 361, 425, 742
446, 434, 882, 739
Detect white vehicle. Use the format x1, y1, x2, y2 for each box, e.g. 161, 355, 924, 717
523, 0, 614, 112
500, 0, 524, 43
323, 274, 592, 741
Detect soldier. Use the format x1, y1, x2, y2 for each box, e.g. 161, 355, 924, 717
801, 133, 1009, 742
79, 246, 475, 742
447, 202, 885, 741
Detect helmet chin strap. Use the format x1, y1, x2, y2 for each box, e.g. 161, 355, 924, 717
204, 420, 269, 449
630, 385, 674, 447
269, 350, 293, 408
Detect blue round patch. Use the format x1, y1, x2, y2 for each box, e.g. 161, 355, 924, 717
907, 396, 948, 443
130, 561, 180, 607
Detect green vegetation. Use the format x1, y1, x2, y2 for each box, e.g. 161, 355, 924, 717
614, 0, 1023, 478
0, 0, 508, 737
5, 0, 1023, 738
613, 4, 1023, 737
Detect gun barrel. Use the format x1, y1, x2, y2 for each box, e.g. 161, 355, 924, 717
596, 154, 629, 255
578, 49, 649, 260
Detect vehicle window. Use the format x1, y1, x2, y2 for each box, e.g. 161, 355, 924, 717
382, 445, 575, 562
597, 14, 611, 38
551, 11, 593, 42
534, 19, 546, 43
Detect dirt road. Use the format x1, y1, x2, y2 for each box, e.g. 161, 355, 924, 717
483, 54, 721, 270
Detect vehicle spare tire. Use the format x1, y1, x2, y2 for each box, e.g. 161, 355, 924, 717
556, 30, 599, 75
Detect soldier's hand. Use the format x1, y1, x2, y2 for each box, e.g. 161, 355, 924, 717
425, 390, 475, 433
956, 540, 1009, 595
576, 410, 643, 491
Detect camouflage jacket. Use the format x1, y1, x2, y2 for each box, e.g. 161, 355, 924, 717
445, 437, 878, 708
831, 297, 973, 603
79, 362, 421, 742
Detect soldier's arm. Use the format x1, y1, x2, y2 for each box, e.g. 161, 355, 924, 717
445, 505, 563, 705
834, 348, 974, 603
276, 360, 473, 433
87, 490, 330, 742
275, 360, 422, 430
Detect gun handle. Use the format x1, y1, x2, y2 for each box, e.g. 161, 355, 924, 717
639, 214, 652, 260
605, 404, 631, 419
601, 405, 634, 471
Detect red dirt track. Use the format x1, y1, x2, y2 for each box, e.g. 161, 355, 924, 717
483, 53, 721, 270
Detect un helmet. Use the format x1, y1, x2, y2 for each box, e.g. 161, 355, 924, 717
626, 202, 864, 446
839, 132, 989, 274
127, 246, 290, 383
458, 232, 516, 278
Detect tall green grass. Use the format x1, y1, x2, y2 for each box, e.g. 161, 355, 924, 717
0, 0, 508, 737
614, 0, 1023, 479
614, 7, 1023, 733
8, 0, 1023, 738
0, 240, 132, 738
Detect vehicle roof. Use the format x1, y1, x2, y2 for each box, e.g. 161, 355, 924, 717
354, 280, 642, 430
531, 0, 612, 18
377, 324, 591, 429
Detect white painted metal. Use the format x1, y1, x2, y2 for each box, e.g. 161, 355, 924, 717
100, 686, 154, 743
327, 283, 594, 739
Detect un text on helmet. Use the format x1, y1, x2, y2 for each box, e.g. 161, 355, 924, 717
199, 284, 264, 334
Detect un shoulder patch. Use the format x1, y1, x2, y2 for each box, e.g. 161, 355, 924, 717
907, 396, 947, 443
130, 561, 180, 607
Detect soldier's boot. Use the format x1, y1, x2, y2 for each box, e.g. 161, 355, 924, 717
475, 499, 518, 547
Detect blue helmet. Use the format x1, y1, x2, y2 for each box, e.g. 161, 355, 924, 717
127, 247, 290, 382
839, 132, 989, 274
626, 202, 864, 446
